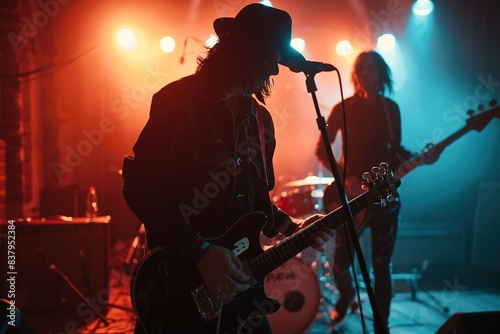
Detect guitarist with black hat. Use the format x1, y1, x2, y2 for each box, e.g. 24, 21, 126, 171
122, 4, 335, 333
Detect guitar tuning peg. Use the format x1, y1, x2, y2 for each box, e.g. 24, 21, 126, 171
467, 109, 475, 117
362, 172, 372, 182
361, 171, 372, 191
386, 193, 395, 202
371, 166, 381, 177
379, 197, 387, 207
489, 99, 497, 107
478, 104, 485, 112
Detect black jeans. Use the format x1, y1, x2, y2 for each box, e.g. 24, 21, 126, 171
332, 202, 400, 327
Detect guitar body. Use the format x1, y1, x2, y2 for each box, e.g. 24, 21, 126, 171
130, 212, 280, 334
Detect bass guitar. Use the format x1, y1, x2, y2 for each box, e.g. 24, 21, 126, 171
394, 101, 499, 178
323, 101, 499, 212
130, 162, 400, 334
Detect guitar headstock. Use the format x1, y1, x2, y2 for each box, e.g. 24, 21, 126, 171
361, 162, 401, 207
465, 99, 499, 132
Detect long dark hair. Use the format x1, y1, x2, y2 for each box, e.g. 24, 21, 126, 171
352, 50, 393, 96
196, 34, 274, 99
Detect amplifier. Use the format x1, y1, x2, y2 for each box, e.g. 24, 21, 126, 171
0, 216, 110, 313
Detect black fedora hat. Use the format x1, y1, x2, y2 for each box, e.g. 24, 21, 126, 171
213, 3, 305, 67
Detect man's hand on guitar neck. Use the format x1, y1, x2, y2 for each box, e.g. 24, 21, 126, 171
197, 245, 251, 301
291, 214, 336, 253
195, 215, 335, 301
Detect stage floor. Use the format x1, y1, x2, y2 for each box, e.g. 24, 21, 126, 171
22, 243, 500, 334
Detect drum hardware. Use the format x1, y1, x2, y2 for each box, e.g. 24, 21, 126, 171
123, 223, 147, 277
284, 175, 334, 188
306, 250, 339, 320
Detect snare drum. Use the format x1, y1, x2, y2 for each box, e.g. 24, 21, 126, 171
264, 257, 320, 334
273, 187, 324, 217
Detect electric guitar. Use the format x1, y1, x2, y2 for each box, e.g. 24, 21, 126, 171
323, 102, 499, 212
130, 162, 400, 334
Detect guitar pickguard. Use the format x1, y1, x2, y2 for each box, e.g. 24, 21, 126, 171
232, 237, 250, 256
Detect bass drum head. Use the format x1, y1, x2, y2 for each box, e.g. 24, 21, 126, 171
264, 257, 320, 334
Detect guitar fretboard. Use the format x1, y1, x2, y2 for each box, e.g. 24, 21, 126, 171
249, 191, 371, 281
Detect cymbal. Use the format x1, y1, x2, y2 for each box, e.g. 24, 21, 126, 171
284, 175, 334, 187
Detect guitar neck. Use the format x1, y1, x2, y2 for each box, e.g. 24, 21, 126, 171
249, 192, 370, 281
395, 126, 469, 178
395, 105, 499, 178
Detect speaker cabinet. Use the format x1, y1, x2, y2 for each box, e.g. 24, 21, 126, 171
436, 311, 500, 333
472, 182, 500, 271
0, 217, 110, 313
390, 222, 466, 281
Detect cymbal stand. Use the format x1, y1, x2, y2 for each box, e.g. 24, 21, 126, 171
122, 223, 147, 278
307, 250, 338, 322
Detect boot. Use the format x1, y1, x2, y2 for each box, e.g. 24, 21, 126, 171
329, 269, 357, 326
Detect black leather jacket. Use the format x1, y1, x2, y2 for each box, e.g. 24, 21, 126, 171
122, 74, 288, 254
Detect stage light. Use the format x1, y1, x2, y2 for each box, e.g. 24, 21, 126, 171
377, 34, 396, 51
291, 37, 305, 54
116, 28, 137, 49
159, 36, 175, 53
412, 0, 435, 16
206, 34, 218, 48
336, 40, 352, 56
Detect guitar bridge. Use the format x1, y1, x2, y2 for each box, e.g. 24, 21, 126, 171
191, 284, 219, 321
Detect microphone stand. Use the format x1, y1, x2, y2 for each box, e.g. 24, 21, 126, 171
80, 250, 93, 298
302, 69, 388, 334
38, 248, 109, 327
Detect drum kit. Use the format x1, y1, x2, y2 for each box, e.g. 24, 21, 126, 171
266, 174, 339, 334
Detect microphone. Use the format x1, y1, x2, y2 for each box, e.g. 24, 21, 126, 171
288, 57, 336, 74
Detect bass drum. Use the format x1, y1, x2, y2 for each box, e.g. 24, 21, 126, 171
264, 257, 320, 334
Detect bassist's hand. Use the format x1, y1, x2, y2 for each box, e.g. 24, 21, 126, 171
419, 142, 443, 165
197, 245, 251, 301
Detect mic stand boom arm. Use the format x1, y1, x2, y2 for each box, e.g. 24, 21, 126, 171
303, 72, 388, 334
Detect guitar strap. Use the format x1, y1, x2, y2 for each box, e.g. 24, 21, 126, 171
255, 101, 278, 233
256, 102, 269, 188
382, 98, 397, 145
